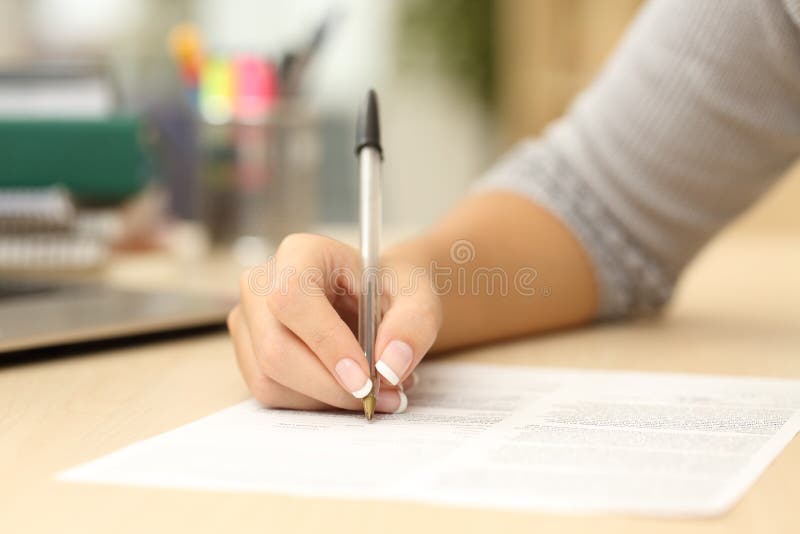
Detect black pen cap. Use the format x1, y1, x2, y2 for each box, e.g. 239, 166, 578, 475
355, 89, 382, 157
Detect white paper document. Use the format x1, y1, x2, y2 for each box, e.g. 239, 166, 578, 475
59, 363, 800, 516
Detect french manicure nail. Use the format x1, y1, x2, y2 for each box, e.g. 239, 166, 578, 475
376, 340, 414, 386
375, 390, 408, 414
335, 358, 372, 398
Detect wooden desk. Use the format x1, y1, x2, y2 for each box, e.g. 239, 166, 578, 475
1, 232, 798, 534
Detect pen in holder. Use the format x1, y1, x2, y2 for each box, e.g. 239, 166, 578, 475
198, 99, 320, 252
168, 24, 324, 255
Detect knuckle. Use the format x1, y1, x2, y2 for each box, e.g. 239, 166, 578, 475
309, 322, 338, 353
277, 232, 316, 256
250, 376, 281, 408
255, 337, 286, 379
265, 284, 296, 318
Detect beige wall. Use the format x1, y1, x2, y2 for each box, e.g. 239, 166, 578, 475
496, 0, 641, 142
495, 0, 799, 234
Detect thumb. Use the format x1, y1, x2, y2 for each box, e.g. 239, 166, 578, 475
374, 288, 442, 386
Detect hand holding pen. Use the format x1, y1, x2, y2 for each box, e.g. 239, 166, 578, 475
227, 91, 442, 418
227, 234, 440, 415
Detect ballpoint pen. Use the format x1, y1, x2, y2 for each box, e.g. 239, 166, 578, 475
355, 89, 383, 420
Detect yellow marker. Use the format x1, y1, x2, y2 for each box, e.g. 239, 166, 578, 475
200, 56, 234, 124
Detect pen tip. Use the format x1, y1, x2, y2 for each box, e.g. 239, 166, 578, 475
363, 395, 376, 421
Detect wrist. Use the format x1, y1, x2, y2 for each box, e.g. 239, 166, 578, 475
381, 237, 442, 311
382, 233, 438, 271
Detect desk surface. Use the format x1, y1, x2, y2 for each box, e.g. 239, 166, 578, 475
1, 231, 799, 534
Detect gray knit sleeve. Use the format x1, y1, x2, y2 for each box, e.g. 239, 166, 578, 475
476, 0, 800, 319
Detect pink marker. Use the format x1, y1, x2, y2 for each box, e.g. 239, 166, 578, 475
234, 55, 278, 123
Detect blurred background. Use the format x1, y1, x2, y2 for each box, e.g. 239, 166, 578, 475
0, 0, 797, 278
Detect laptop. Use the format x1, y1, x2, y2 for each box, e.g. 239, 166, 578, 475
0, 278, 231, 353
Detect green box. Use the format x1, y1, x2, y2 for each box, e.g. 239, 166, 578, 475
0, 115, 149, 204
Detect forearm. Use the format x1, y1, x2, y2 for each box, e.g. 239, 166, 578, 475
383, 191, 597, 351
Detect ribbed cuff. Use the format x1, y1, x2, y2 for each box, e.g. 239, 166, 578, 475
473, 140, 675, 319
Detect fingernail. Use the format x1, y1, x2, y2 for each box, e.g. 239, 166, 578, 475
335, 358, 372, 398
375, 390, 408, 414
376, 340, 414, 386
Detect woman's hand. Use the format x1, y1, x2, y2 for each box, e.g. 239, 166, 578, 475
227, 233, 442, 414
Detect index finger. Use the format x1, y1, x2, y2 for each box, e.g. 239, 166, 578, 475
265, 234, 373, 399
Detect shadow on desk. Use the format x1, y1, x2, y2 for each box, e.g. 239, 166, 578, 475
0, 324, 227, 369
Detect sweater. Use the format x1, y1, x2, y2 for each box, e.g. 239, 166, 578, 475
478, 0, 800, 317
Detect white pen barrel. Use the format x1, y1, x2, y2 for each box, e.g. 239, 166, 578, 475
358, 146, 382, 393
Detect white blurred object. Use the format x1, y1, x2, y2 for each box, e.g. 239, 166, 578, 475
0, 74, 114, 119
0, 235, 108, 272
382, 76, 496, 227
231, 235, 271, 267
0, 187, 74, 231
194, 0, 394, 112
0, 187, 110, 272
163, 221, 212, 263
30, 0, 144, 51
